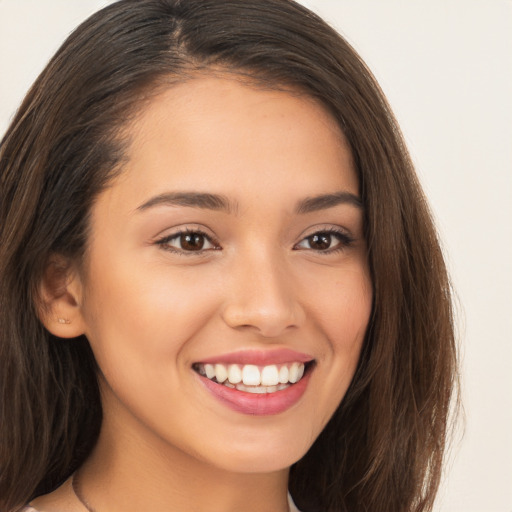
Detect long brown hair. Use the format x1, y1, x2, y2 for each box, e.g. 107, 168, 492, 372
0, 1, 458, 511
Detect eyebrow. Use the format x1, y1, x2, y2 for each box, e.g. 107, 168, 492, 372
295, 191, 362, 214
136, 192, 237, 214
136, 190, 362, 215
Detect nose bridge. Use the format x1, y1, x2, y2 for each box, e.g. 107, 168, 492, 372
221, 244, 303, 337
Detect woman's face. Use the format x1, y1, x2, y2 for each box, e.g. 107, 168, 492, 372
76, 76, 372, 474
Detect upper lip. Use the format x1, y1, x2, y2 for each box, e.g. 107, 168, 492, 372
195, 349, 314, 366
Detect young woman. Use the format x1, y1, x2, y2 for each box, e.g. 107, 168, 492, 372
0, 1, 457, 511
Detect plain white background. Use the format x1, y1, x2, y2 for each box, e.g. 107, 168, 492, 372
1, 1, 511, 511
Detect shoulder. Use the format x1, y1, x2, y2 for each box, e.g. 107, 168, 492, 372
26, 475, 81, 512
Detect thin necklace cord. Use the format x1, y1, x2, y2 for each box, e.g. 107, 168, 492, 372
71, 469, 293, 512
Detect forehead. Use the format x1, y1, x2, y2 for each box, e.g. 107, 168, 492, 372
108, 75, 358, 210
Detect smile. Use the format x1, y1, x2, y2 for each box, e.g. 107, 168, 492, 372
193, 362, 308, 394
192, 351, 315, 415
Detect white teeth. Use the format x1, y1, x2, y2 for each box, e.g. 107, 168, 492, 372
288, 362, 300, 383
261, 365, 279, 386
205, 364, 215, 379
242, 364, 261, 386
227, 364, 242, 384
297, 364, 304, 381
234, 382, 290, 394
278, 365, 289, 384
197, 362, 308, 390
246, 384, 267, 393
215, 364, 228, 383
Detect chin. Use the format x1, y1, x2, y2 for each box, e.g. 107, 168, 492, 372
202, 433, 313, 475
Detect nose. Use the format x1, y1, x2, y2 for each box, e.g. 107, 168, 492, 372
221, 250, 305, 338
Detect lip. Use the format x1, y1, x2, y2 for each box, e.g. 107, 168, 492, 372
195, 348, 314, 366
196, 364, 313, 416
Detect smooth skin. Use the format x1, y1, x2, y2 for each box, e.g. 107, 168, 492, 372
35, 76, 373, 512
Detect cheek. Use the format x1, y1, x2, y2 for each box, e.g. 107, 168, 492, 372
333, 277, 372, 376
78, 259, 224, 434
304, 266, 372, 417
79, 253, 221, 370
304, 265, 372, 351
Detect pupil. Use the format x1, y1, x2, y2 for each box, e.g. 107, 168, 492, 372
310, 233, 331, 250
181, 233, 204, 250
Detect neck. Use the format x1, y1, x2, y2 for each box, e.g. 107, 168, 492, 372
78, 394, 290, 512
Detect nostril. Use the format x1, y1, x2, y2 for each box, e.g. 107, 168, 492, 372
221, 305, 302, 338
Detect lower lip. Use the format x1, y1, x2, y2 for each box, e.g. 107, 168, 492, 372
197, 371, 312, 416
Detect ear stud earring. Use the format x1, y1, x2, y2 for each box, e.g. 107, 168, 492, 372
57, 318, 71, 324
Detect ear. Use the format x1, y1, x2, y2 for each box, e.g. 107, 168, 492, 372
37, 255, 87, 338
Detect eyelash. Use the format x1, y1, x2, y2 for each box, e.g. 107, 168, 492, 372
293, 228, 355, 254
155, 227, 355, 256
155, 228, 220, 256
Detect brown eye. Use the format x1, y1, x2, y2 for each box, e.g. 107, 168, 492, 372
180, 233, 205, 251
307, 233, 332, 250
158, 230, 218, 253
295, 230, 353, 253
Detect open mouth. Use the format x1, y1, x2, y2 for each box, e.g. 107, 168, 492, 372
192, 361, 315, 394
